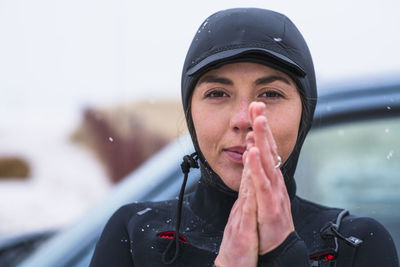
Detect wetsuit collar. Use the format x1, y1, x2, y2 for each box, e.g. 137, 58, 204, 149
189, 163, 297, 231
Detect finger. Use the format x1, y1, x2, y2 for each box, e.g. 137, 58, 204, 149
239, 170, 257, 233
249, 102, 266, 124
242, 150, 248, 165
245, 132, 255, 164
239, 153, 250, 198
239, 146, 255, 199
253, 117, 277, 176
226, 199, 241, 227
247, 147, 271, 204
249, 102, 279, 158
249, 102, 280, 170
253, 116, 278, 160
246, 131, 255, 148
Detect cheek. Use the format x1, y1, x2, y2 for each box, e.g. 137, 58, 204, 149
190, 104, 224, 160
269, 104, 302, 162
275, 123, 299, 162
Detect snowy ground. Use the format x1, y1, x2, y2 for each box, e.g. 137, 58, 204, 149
0, 108, 112, 236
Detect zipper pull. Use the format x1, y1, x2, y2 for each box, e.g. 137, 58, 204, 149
320, 222, 363, 247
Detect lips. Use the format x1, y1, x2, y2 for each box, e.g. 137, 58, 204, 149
223, 146, 246, 164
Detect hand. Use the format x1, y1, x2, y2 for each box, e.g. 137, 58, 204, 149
247, 101, 294, 254
215, 102, 294, 266
214, 153, 259, 267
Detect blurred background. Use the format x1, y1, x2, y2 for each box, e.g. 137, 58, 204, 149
1, 0, 400, 238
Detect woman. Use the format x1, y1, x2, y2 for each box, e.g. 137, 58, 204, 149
90, 8, 398, 266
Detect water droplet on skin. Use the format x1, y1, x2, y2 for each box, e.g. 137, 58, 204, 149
273, 37, 282, 42
137, 207, 152, 215
108, 137, 114, 142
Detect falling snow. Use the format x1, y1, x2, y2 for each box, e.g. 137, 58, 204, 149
386, 150, 394, 160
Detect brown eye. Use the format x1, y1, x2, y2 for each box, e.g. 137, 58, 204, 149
259, 90, 283, 99
205, 90, 229, 98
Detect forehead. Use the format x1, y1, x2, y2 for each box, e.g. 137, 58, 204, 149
196, 62, 297, 89
197, 62, 295, 85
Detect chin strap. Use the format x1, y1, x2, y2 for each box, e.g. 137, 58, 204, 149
162, 152, 199, 265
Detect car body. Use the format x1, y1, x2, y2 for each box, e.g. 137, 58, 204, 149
3, 76, 400, 267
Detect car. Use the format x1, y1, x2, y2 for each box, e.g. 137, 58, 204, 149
3, 75, 399, 267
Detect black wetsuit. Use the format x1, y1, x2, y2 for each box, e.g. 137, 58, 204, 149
90, 168, 399, 266
90, 8, 399, 267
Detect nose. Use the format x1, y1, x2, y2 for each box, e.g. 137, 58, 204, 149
229, 100, 252, 132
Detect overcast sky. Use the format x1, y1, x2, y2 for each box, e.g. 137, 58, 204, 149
1, 0, 400, 113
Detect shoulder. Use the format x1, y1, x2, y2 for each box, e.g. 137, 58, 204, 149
108, 199, 178, 227
294, 196, 395, 243
292, 196, 343, 229
293, 196, 399, 266
293, 195, 395, 242
341, 214, 396, 249
339, 215, 399, 266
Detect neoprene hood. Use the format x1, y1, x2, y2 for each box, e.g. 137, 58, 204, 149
181, 8, 317, 191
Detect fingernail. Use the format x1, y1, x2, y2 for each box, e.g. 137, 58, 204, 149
262, 118, 267, 129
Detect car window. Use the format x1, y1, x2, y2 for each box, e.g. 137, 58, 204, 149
296, 117, 400, 254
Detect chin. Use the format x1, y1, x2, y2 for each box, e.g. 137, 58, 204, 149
218, 170, 242, 192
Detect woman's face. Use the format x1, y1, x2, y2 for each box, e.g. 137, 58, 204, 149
191, 62, 302, 191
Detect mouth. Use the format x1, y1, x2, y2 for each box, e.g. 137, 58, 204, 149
222, 146, 246, 164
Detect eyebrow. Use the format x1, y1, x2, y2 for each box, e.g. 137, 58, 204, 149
255, 75, 292, 86
197, 75, 233, 85
197, 74, 292, 86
